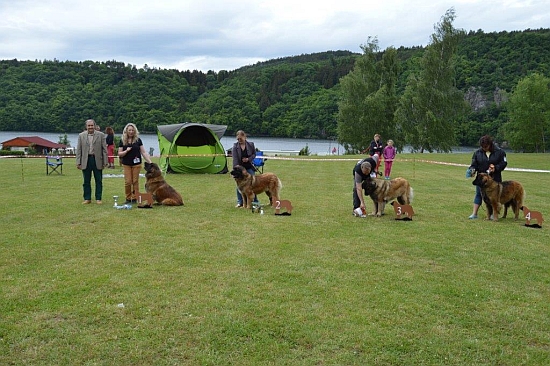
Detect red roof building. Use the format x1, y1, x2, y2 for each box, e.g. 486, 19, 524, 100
1, 136, 67, 154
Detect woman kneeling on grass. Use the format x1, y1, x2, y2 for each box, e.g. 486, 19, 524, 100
118, 123, 152, 204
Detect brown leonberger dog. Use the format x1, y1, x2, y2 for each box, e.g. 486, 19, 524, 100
472, 172, 524, 221
230, 165, 282, 209
144, 162, 184, 206
362, 177, 413, 217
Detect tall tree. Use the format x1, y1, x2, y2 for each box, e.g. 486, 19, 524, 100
503, 73, 550, 152
395, 8, 467, 152
337, 38, 399, 152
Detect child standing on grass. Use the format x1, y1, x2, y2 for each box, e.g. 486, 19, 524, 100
369, 133, 383, 175
382, 139, 396, 180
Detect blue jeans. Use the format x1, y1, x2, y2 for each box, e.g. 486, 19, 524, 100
82, 156, 103, 200
473, 186, 482, 205
236, 167, 258, 205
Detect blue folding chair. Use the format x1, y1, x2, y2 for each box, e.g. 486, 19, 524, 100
252, 151, 266, 173
46, 155, 63, 175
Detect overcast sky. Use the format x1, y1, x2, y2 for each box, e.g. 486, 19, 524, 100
1, 0, 548, 72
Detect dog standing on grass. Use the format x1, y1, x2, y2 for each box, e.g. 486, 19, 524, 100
362, 177, 413, 217
230, 165, 282, 209
472, 172, 524, 220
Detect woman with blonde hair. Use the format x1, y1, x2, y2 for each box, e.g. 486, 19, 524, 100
118, 123, 152, 203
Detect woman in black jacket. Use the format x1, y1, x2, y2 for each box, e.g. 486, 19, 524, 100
467, 135, 507, 219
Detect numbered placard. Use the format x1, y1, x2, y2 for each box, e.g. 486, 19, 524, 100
136, 191, 154, 208
275, 200, 293, 215
521, 206, 544, 228
390, 201, 414, 220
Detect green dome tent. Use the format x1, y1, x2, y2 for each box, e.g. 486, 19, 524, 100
157, 123, 228, 174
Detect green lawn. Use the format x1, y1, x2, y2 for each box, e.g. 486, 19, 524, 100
1, 153, 549, 365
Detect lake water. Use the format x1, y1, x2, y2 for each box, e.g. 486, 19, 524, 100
0, 131, 345, 155
0, 131, 476, 155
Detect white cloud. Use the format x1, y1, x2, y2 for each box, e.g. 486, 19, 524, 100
0, 0, 548, 71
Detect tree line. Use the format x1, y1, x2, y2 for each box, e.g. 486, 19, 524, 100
0, 20, 548, 152
338, 9, 549, 153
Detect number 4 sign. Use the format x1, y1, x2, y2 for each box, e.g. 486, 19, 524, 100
521, 206, 544, 228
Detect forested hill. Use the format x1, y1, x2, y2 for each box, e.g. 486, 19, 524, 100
0, 28, 548, 146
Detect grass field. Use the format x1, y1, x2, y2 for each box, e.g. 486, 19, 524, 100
1, 153, 549, 365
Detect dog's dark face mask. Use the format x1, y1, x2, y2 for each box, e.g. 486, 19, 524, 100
362, 179, 376, 196
472, 173, 487, 187
230, 169, 243, 179
144, 162, 160, 178
230, 165, 246, 180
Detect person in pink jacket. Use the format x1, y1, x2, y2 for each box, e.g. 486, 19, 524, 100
382, 139, 396, 180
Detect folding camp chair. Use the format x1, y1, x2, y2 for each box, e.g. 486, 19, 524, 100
252, 151, 266, 173
46, 155, 63, 175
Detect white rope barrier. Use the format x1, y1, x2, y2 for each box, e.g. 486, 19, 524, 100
2, 154, 548, 173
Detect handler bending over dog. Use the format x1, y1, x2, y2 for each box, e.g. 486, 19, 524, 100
352, 154, 379, 217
